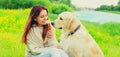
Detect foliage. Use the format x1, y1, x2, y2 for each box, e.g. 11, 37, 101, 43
118, 0, 120, 5
0, 0, 74, 14
96, 5, 114, 11
96, 0, 120, 11
114, 4, 120, 10
49, 0, 71, 6
52, 3, 73, 14
0, 0, 33, 9
0, 0, 73, 10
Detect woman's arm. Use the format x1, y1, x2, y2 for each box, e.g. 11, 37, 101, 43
47, 25, 59, 47
26, 38, 52, 54
26, 27, 53, 54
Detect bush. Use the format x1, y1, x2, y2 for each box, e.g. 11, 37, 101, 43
95, 1, 120, 11
0, 0, 52, 9
0, 0, 74, 14
0, 0, 34, 9
32, 0, 53, 13
52, 3, 73, 14
114, 5, 120, 11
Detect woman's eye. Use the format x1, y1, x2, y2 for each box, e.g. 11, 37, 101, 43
45, 14, 48, 17
40, 14, 48, 18
40, 16, 44, 18
60, 17, 63, 20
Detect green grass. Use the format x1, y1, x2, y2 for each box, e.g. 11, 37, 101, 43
0, 9, 120, 57
82, 20, 120, 57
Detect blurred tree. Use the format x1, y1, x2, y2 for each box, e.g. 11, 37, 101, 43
49, 0, 71, 6
60, 0, 71, 6
96, 5, 108, 10
0, 0, 33, 9
118, 0, 120, 4
96, 0, 120, 11
0, 0, 74, 14
52, 3, 73, 14
114, 4, 120, 11
107, 5, 114, 10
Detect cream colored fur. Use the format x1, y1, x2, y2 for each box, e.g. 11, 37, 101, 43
53, 12, 104, 57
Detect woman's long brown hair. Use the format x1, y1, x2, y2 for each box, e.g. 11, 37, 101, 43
21, 5, 49, 44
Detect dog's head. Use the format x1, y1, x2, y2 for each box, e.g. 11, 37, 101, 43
52, 12, 79, 31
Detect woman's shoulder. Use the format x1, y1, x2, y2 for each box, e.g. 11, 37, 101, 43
32, 24, 37, 27
29, 24, 41, 32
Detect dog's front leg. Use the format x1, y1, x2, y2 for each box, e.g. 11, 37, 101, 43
69, 48, 81, 57
73, 49, 81, 57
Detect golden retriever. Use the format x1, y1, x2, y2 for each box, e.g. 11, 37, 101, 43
51, 12, 104, 57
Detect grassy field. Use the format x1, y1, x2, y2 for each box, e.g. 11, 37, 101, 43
0, 9, 120, 57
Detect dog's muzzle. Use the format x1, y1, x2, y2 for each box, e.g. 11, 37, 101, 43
58, 27, 62, 29
51, 22, 62, 29
51, 22, 54, 27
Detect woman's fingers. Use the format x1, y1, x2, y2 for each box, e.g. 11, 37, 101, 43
47, 30, 53, 38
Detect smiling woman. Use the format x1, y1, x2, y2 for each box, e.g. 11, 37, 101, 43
21, 5, 68, 57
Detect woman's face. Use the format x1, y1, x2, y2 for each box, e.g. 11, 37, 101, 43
36, 9, 48, 26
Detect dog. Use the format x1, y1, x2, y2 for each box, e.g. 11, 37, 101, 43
51, 12, 104, 57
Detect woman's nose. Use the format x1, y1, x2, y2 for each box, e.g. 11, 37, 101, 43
43, 17, 48, 21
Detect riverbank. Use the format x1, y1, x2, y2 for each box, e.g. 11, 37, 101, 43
97, 10, 120, 15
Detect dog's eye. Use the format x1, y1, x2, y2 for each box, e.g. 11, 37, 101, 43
60, 17, 63, 20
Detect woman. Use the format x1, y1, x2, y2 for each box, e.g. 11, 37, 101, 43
21, 5, 68, 57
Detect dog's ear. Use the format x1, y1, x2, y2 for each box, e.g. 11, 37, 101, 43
67, 18, 76, 31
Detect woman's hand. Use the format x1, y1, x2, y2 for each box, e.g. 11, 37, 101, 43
47, 30, 53, 38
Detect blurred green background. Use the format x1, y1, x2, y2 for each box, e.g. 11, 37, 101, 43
0, 0, 120, 57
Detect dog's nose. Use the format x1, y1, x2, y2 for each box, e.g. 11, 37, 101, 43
51, 22, 54, 27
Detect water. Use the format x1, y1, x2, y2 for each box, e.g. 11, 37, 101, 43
73, 11, 120, 24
